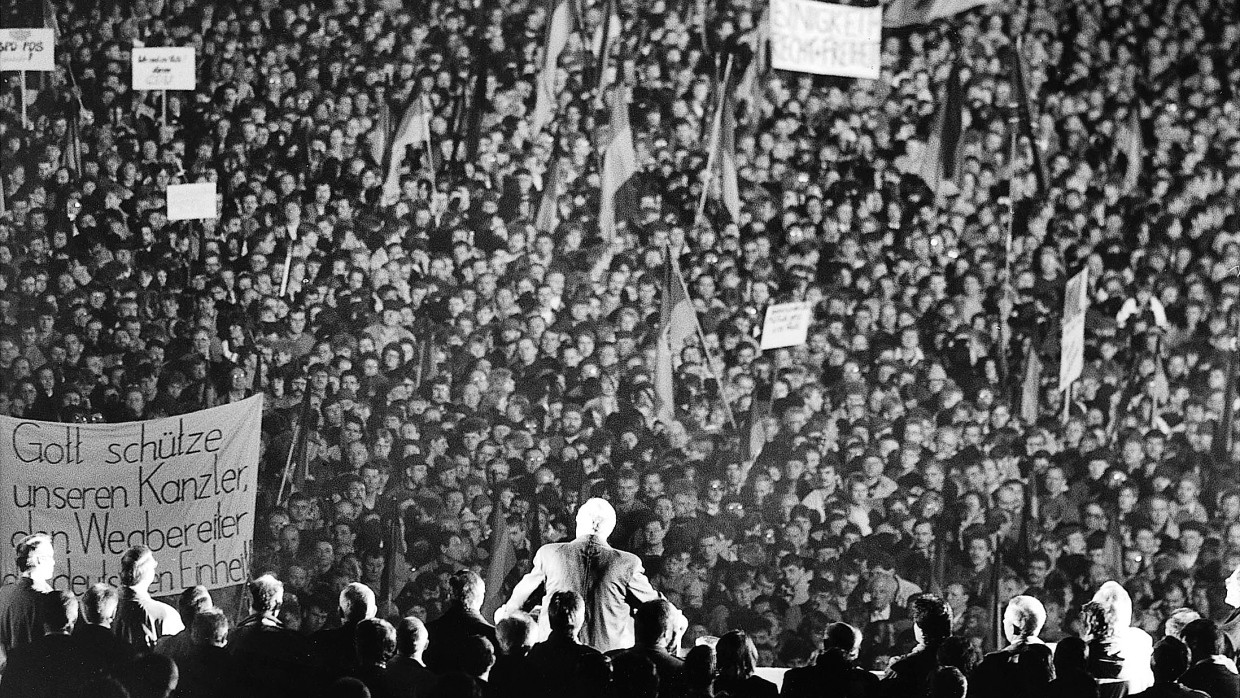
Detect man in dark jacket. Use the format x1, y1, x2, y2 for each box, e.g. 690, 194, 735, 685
1180, 619, 1240, 698
970, 596, 1053, 698
229, 574, 315, 698
388, 616, 438, 698
782, 622, 880, 698
1133, 637, 1211, 698
0, 590, 91, 698
425, 570, 498, 674
880, 595, 954, 698
607, 599, 687, 698
0, 534, 55, 673
312, 582, 378, 681
526, 591, 603, 698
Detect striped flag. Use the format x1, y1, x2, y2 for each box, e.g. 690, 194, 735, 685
381, 96, 430, 204
64, 108, 83, 174
531, 0, 574, 137
909, 62, 964, 200
745, 383, 772, 462
535, 156, 563, 234
368, 100, 392, 169
599, 86, 638, 242
1120, 106, 1143, 194
1008, 37, 1046, 195
718, 89, 741, 221
736, 7, 770, 117
43, 0, 59, 39
1215, 316, 1238, 463
654, 248, 696, 425
883, 0, 999, 27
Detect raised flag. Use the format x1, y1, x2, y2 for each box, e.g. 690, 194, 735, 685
381, 96, 429, 204
482, 503, 517, 620
883, 0, 999, 28
1216, 315, 1239, 463
1019, 340, 1042, 425
531, 0, 574, 137
368, 100, 392, 169
1120, 105, 1143, 194
719, 90, 741, 221
599, 86, 638, 242
535, 157, 563, 234
909, 62, 964, 199
736, 6, 770, 117
1060, 268, 1089, 391
1008, 37, 1046, 195
654, 248, 696, 425
64, 107, 83, 174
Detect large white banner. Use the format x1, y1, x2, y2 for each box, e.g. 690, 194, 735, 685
1060, 268, 1089, 391
0, 397, 261, 594
770, 0, 882, 80
0, 28, 55, 72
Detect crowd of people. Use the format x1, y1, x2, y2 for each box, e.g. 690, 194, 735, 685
2, 0, 1240, 692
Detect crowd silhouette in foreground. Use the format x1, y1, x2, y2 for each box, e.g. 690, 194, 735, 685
2, 0, 1240, 693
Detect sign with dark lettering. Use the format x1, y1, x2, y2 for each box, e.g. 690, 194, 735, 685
131, 46, 196, 90
770, 0, 881, 80
0, 397, 260, 594
0, 28, 55, 72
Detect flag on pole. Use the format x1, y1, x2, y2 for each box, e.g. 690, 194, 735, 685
989, 539, 1004, 651
883, 0, 999, 28
43, 0, 60, 39
654, 249, 696, 425
1120, 106, 1143, 194
481, 502, 516, 620
718, 89, 741, 221
745, 382, 772, 462
535, 157, 563, 234
1215, 316, 1238, 463
531, 0, 574, 137
1019, 340, 1042, 425
599, 86, 638, 242
1008, 37, 1046, 195
368, 100, 392, 169
908, 62, 964, 200
62, 108, 83, 175
736, 7, 770, 117
381, 96, 429, 204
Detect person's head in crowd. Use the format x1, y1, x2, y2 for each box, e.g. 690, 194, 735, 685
82, 583, 119, 628
1151, 636, 1192, 684
576, 497, 617, 540
929, 667, 968, 698
117, 653, 179, 698
192, 608, 229, 648
715, 630, 759, 681
15, 534, 54, 584
823, 622, 862, 660
355, 618, 397, 667
634, 599, 676, 649
328, 677, 372, 698
339, 582, 377, 625
396, 616, 430, 661
911, 595, 953, 646
1003, 595, 1046, 644
448, 570, 485, 612
249, 574, 284, 618
120, 546, 159, 590
1164, 608, 1202, 640
42, 589, 78, 635
177, 585, 213, 627
460, 635, 496, 679
547, 590, 585, 639
1180, 618, 1224, 663
496, 611, 536, 656
612, 651, 658, 698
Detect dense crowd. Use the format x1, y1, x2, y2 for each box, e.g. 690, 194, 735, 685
2, 0, 1240, 693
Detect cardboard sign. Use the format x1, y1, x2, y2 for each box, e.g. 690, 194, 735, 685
132, 47, 196, 90
0, 398, 261, 594
770, 0, 882, 80
0, 28, 55, 72
760, 301, 813, 350
166, 182, 218, 221
1060, 268, 1089, 390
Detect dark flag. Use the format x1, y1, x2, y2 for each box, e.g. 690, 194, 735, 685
1007, 36, 1047, 195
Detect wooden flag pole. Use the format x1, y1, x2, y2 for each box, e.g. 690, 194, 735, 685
20, 72, 27, 128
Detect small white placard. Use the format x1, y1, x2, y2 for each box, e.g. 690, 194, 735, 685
166, 182, 218, 221
0, 28, 55, 72
760, 301, 813, 350
132, 47, 196, 90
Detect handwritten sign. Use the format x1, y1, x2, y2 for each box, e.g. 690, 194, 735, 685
166, 182, 218, 221
760, 301, 813, 350
0, 398, 261, 594
770, 0, 881, 80
132, 47, 196, 90
0, 28, 55, 72
1060, 268, 1089, 390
